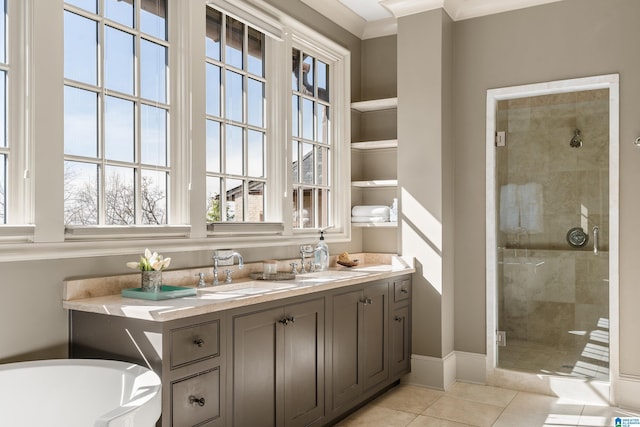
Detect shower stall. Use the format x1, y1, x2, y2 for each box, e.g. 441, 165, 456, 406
491, 86, 612, 381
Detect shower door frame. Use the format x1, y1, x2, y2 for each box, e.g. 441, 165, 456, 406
485, 74, 619, 400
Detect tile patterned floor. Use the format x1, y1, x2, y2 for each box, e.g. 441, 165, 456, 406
334, 382, 640, 427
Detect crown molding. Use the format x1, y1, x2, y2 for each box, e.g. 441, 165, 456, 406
301, 0, 567, 39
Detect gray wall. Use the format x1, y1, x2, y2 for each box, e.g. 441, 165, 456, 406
452, 0, 640, 377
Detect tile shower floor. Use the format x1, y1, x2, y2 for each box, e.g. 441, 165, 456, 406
497, 339, 609, 381
334, 382, 639, 427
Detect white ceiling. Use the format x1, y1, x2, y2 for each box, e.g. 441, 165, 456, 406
301, 0, 566, 39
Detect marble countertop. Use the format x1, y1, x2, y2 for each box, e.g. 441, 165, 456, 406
63, 254, 414, 322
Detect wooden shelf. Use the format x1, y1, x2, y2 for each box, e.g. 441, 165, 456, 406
351, 180, 397, 188
351, 139, 398, 150
351, 222, 398, 228
351, 97, 398, 112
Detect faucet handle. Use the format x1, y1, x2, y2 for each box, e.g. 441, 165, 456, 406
224, 269, 233, 284
290, 262, 298, 275
194, 272, 206, 288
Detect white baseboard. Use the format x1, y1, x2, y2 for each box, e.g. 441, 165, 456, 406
405, 351, 482, 390
615, 376, 640, 410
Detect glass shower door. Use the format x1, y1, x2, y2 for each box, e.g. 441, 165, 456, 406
495, 89, 610, 380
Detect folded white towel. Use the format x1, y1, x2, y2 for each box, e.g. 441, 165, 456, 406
351, 216, 389, 223
499, 184, 520, 233
351, 205, 390, 218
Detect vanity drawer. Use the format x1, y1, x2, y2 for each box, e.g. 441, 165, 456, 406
170, 320, 220, 369
393, 279, 411, 303
171, 368, 221, 426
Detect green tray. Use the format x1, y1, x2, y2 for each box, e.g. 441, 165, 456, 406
122, 285, 197, 300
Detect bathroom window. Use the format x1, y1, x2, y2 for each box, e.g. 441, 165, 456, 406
205, 9, 267, 223
63, 0, 170, 226
291, 48, 331, 229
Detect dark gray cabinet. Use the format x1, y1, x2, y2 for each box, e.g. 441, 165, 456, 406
230, 298, 325, 427
391, 278, 411, 378
70, 311, 225, 427
331, 280, 389, 413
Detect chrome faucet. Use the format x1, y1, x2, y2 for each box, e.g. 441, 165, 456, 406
299, 245, 315, 273
212, 251, 244, 285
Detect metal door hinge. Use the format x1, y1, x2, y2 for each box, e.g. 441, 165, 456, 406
495, 131, 506, 147
496, 330, 507, 347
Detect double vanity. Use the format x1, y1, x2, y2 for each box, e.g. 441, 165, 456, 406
64, 254, 414, 427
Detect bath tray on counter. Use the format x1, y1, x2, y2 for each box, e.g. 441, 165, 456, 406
122, 285, 197, 300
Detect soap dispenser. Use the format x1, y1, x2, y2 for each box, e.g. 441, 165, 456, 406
314, 229, 329, 271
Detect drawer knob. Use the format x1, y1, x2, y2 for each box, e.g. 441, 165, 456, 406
189, 395, 206, 407
360, 298, 372, 305
193, 338, 205, 347
278, 316, 295, 326
400, 288, 409, 294
394, 316, 403, 322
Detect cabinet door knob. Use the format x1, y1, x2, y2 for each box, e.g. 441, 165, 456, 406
394, 316, 403, 322
193, 338, 205, 347
400, 288, 409, 294
189, 395, 206, 407
360, 298, 372, 305
278, 318, 289, 325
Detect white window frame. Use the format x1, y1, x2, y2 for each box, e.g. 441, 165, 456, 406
0, 0, 351, 261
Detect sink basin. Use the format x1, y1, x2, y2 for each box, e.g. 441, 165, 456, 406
294, 269, 368, 284
198, 281, 296, 300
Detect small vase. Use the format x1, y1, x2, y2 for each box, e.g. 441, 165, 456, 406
141, 270, 162, 292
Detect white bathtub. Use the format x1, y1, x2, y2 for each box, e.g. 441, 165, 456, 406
0, 359, 161, 427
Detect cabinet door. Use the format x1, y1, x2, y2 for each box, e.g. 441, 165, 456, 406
391, 305, 410, 378
232, 307, 283, 427
362, 282, 389, 390
331, 289, 363, 410
283, 298, 325, 427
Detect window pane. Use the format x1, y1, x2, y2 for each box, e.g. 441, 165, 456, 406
318, 60, 329, 102
104, 26, 134, 95
291, 141, 299, 184
302, 54, 314, 95
141, 104, 167, 166
226, 178, 243, 221
317, 104, 329, 144
206, 64, 221, 117
302, 143, 313, 184
0, 154, 5, 224
248, 181, 264, 221
317, 146, 329, 186
206, 8, 222, 61
292, 49, 300, 91
225, 16, 243, 69
292, 95, 299, 137
65, 0, 96, 13
64, 86, 98, 157
0, 71, 5, 147
247, 130, 263, 177
105, 0, 133, 28
226, 124, 243, 176
302, 188, 314, 229
64, 161, 98, 225
104, 165, 134, 225
292, 188, 300, 227
206, 176, 221, 221
64, 11, 97, 85
247, 27, 263, 77
226, 70, 242, 122
140, 39, 167, 103
247, 78, 263, 127
141, 169, 167, 224
105, 96, 134, 162
0, 0, 6, 63
206, 120, 220, 173
141, 0, 167, 41
302, 99, 313, 140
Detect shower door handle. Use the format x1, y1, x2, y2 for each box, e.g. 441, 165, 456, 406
593, 225, 599, 255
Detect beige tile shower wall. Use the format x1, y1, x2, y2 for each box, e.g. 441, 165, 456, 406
496, 90, 609, 251
499, 249, 609, 352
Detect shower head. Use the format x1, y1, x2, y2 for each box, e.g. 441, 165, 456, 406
570, 129, 583, 148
